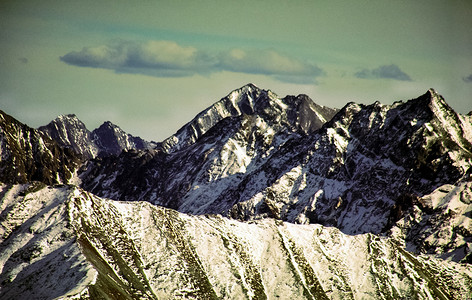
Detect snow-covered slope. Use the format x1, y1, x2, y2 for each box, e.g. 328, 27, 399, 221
1, 183, 471, 299
390, 173, 472, 263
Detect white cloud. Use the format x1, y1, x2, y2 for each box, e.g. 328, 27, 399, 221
61, 40, 324, 83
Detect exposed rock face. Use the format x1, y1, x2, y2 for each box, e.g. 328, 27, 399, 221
1, 184, 471, 299
390, 174, 472, 263
0, 111, 82, 185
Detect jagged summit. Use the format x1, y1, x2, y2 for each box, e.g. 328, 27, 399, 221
50, 113, 80, 123
233, 82, 261, 94
94, 120, 134, 134
388, 88, 451, 116
411, 88, 447, 108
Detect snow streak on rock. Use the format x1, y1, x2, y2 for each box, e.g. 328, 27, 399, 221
1, 184, 471, 299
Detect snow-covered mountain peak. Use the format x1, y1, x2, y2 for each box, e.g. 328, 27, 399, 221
160, 84, 337, 153
226, 83, 283, 115
92, 120, 155, 156
48, 114, 94, 136
231, 82, 261, 96
324, 101, 363, 128
57, 113, 78, 120
99, 120, 115, 127
48, 113, 83, 127
405, 88, 452, 116
407, 89, 472, 163
94, 120, 122, 135
0, 111, 83, 184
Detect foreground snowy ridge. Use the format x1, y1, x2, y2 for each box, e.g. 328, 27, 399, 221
1, 183, 471, 299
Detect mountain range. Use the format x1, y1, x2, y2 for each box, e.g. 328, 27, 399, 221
1, 84, 471, 299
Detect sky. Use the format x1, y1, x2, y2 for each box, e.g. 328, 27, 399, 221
1, 0, 471, 141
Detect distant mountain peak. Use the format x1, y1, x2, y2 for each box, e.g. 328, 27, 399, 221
427, 87, 440, 98
239, 82, 259, 90
60, 113, 78, 118
407, 88, 448, 111
51, 113, 83, 125
92, 120, 155, 156
95, 120, 120, 132
0, 110, 82, 184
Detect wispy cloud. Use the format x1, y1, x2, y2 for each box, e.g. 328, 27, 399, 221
60, 40, 324, 84
355, 64, 412, 81
463, 74, 472, 83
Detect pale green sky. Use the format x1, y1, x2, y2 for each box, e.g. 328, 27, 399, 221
1, 0, 471, 141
